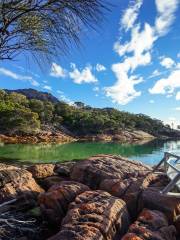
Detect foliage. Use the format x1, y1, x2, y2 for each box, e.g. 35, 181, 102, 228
0, 91, 40, 134
0, 0, 107, 61
0, 89, 177, 137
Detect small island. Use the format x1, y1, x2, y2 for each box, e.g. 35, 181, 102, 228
0, 89, 180, 144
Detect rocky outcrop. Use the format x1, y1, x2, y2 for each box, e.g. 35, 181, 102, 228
0, 131, 77, 144
138, 187, 180, 229
122, 209, 177, 240
99, 173, 169, 220
27, 164, 56, 179
48, 190, 130, 240
54, 162, 75, 177
39, 176, 69, 190
80, 130, 155, 143
0, 155, 179, 240
38, 181, 89, 224
71, 155, 152, 189
0, 167, 44, 203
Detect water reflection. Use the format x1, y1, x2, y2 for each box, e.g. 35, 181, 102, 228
0, 139, 179, 165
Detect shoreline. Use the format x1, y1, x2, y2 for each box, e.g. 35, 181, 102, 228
0, 154, 179, 240
0, 130, 158, 144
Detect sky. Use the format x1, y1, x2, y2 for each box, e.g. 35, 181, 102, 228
0, 0, 180, 127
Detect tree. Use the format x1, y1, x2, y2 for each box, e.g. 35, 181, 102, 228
8, 92, 28, 106
29, 99, 44, 114
0, 0, 107, 61
0, 108, 40, 134
74, 102, 85, 109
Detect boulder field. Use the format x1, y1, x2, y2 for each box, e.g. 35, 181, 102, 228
0, 155, 179, 240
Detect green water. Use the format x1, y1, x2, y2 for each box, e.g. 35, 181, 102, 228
0, 140, 180, 165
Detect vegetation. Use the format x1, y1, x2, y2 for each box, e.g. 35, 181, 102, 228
0, 0, 107, 61
0, 89, 179, 138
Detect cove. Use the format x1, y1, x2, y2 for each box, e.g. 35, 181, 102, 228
0, 139, 180, 165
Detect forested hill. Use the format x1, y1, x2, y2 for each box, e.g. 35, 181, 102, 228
0, 88, 179, 139
5, 88, 59, 104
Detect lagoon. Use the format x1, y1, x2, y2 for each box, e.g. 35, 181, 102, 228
0, 140, 180, 165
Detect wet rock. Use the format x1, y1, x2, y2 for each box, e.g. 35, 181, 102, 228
138, 187, 180, 230
49, 190, 130, 240
38, 181, 89, 224
0, 168, 44, 203
122, 209, 177, 240
71, 155, 151, 189
27, 164, 55, 179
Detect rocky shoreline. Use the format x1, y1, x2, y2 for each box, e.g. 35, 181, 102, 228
0, 154, 179, 240
0, 132, 77, 144
0, 130, 156, 144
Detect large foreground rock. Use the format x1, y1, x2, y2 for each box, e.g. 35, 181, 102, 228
71, 155, 152, 189
100, 173, 169, 220
0, 167, 44, 203
122, 209, 177, 240
49, 190, 130, 240
38, 181, 89, 224
138, 187, 180, 232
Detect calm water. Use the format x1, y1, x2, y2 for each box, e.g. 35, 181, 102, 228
0, 140, 180, 166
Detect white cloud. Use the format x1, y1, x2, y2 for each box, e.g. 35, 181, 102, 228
149, 69, 163, 78
0, 67, 39, 87
149, 100, 155, 103
176, 91, 180, 100
50, 63, 66, 78
174, 107, 180, 111
177, 52, 180, 58
160, 57, 175, 69
149, 70, 180, 95
96, 64, 106, 72
105, 0, 178, 105
105, 62, 143, 105
121, 0, 143, 31
155, 0, 179, 36
57, 91, 74, 105
43, 85, 52, 91
106, 23, 153, 104
69, 64, 98, 84
114, 24, 155, 59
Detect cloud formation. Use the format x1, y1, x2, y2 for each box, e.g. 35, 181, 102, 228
155, 0, 179, 36
160, 57, 175, 69
50, 63, 66, 78
0, 67, 39, 87
57, 90, 74, 105
96, 64, 106, 72
69, 64, 98, 84
121, 0, 143, 31
43, 85, 52, 91
105, 0, 179, 105
149, 69, 164, 79
149, 69, 180, 95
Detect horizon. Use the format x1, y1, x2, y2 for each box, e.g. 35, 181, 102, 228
0, 0, 180, 128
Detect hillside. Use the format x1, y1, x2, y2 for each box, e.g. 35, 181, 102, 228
5, 88, 59, 104
0, 88, 179, 143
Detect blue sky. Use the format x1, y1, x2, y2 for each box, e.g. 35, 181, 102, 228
0, 0, 180, 127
